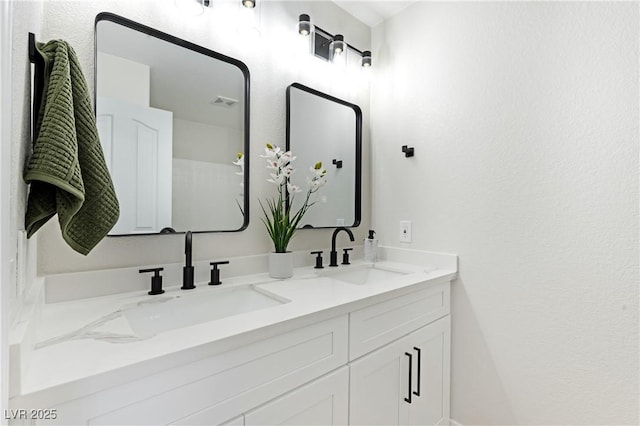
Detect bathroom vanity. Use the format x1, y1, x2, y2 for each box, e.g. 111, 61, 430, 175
9, 248, 456, 425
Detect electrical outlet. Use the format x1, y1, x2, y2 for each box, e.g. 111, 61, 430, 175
400, 220, 412, 243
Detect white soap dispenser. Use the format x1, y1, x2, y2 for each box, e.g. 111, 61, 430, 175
364, 230, 378, 263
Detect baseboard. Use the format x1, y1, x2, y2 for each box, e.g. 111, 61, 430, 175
450, 419, 464, 426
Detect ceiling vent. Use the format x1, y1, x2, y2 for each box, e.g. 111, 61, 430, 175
210, 96, 239, 108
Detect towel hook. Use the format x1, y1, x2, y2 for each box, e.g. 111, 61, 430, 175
28, 32, 37, 62
402, 145, 415, 157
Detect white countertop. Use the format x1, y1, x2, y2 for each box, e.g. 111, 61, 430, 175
13, 248, 457, 406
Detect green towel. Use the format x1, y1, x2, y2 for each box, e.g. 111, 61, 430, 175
24, 40, 119, 255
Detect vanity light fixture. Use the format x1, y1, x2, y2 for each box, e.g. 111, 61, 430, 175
297, 14, 372, 67
362, 51, 372, 68
242, 0, 255, 8
329, 34, 346, 66
298, 14, 313, 36
330, 34, 345, 57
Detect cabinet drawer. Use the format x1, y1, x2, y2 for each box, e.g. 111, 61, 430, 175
349, 282, 449, 360
83, 315, 348, 426
244, 366, 348, 426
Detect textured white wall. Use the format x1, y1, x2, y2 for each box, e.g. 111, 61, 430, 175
1, 0, 13, 416
11, 0, 371, 274
371, 2, 638, 424
8, 1, 44, 315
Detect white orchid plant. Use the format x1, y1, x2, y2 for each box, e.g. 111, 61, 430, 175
259, 143, 327, 253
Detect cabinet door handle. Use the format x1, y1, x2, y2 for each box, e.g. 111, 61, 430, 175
413, 347, 421, 397
404, 352, 413, 404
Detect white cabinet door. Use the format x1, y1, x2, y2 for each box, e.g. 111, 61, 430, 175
245, 367, 349, 426
350, 316, 451, 426
349, 338, 408, 426
406, 316, 450, 426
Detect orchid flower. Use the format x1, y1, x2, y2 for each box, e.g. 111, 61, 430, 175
259, 143, 328, 253
287, 183, 302, 194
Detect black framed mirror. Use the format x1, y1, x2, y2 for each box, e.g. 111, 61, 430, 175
95, 13, 249, 236
286, 83, 361, 228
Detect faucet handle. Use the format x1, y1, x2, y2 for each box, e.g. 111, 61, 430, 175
342, 248, 353, 265
139, 267, 165, 295
311, 251, 324, 269
208, 261, 230, 286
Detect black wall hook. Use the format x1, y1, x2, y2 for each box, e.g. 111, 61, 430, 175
402, 145, 415, 157
332, 159, 343, 168
28, 32, 45, 143
28, 32, 37, 62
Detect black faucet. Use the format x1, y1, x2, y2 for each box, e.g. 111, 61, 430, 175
181, 231, 195, 290
329, 227, 355, 267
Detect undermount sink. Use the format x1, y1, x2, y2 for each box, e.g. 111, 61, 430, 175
320, 264, 412, 285
124, 285, 289, 337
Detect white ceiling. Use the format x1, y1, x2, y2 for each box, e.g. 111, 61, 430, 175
97, 20, 244, 129
332, 1, 415, 27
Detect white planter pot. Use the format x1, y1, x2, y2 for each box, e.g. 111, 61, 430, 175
269, 252, 293, 279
